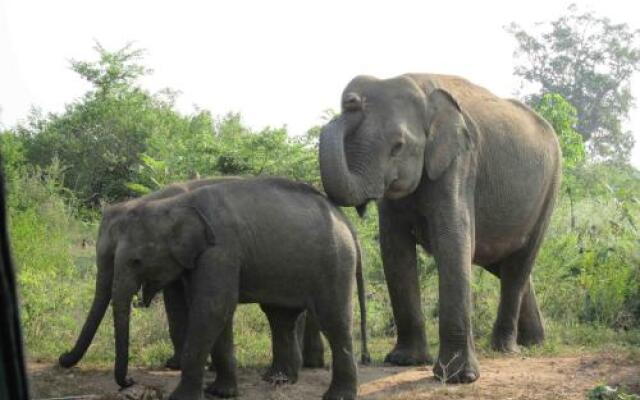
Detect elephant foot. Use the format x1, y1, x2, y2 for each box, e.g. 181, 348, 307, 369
302, 351, 325, 369
117, 376, 136, 389
517, 325, 545, 347
169, 382, 202, 400
322, 386, 356, 400
517, 331, 544, 347
58, 351, 79, 368
164, 355, 181, 370
491, 332, 521, 354
205, 380, 238, 398
360, 351, 372, 365
262, 367, 298, 385
384, 344, 433, 366
302, 333, 324, 368
433, 351, 479, 384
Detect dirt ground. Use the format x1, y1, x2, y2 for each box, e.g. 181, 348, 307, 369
29, 353, 639, 400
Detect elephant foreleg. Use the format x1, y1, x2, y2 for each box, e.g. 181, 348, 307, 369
170, 249, 238, 400
379, 200, 432, 366
428, 186, 479, 383
205, 317, 238, 398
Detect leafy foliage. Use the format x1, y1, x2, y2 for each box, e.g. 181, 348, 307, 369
507, 4, 640, 162
0, 130, 25, 184
536, 194, 640, 329
587, 385, 640, 400
70, 42, 151, 96
16, 44, 167, 206
14, 44, 322, 207
534, 93, 585, 170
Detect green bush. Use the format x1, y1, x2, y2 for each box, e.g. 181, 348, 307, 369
536, 193, 640, 328
8, 164, 80, 356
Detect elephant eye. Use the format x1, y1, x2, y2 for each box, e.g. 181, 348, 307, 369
390, 141, 404, 157
130, 258, 143, 269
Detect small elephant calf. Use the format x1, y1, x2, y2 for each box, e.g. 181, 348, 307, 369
111, 177, 367, 400
58, 177, 337, 381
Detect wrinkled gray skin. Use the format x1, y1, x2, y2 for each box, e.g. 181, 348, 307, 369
111, 178, 368, 400
319, 74, 561, 383
58, 177, 328, 383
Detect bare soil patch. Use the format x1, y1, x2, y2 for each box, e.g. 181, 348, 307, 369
29, 353, 639, 400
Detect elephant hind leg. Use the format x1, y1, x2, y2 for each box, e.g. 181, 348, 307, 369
482, 265, 544, 348
491, 223, 551, 353
491, 259, 530, 353
516, 279, 544, 347
261, 304, 304, 384
490, 177, 556, 353
298, 311, 325, 368
313, 297, 357, 400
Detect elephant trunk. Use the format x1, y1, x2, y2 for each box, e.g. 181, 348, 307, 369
59, 248, 113, 368
113, 296, 134, 388
112, 264, 139, 389
319, 118, 371, 207
355, 239, 370, 364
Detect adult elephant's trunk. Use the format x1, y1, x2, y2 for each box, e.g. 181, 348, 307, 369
58, 248, 113, 367
319, 117, 370, 207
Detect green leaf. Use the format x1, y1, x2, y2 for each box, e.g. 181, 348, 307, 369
124, 182, 152, 195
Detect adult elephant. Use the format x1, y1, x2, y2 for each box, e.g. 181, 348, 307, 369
58, 177, 326, 380
319, 74, 561, 383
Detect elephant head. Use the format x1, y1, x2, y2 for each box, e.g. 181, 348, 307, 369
110, 203, 216, 387
319, 75, 472, 210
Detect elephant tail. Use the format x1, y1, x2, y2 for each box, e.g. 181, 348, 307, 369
354, 237, 370, 365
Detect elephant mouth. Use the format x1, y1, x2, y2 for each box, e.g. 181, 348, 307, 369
384, 179, 404, 198
355, 198, 377, 217
385, 178, 416, 200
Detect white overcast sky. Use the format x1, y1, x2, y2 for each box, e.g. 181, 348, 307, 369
1, 0, 639, 166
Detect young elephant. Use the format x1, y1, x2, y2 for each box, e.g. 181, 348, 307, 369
112, 178, 367, 400
58, 177, 234, 370
58, 177, 332, 382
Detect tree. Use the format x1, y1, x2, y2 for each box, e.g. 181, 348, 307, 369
70, 42, 151, 96
507, 4, 640, 162
209, 113, 319, 185
534, 93, 640, 231
534, 93, 585, 228
19, 83, 157, 206
535, 93, 585, 170
18, 43, 211, 206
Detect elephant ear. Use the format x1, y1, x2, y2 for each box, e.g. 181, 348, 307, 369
424, 89, 472, 180
168, 206, 216, 269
